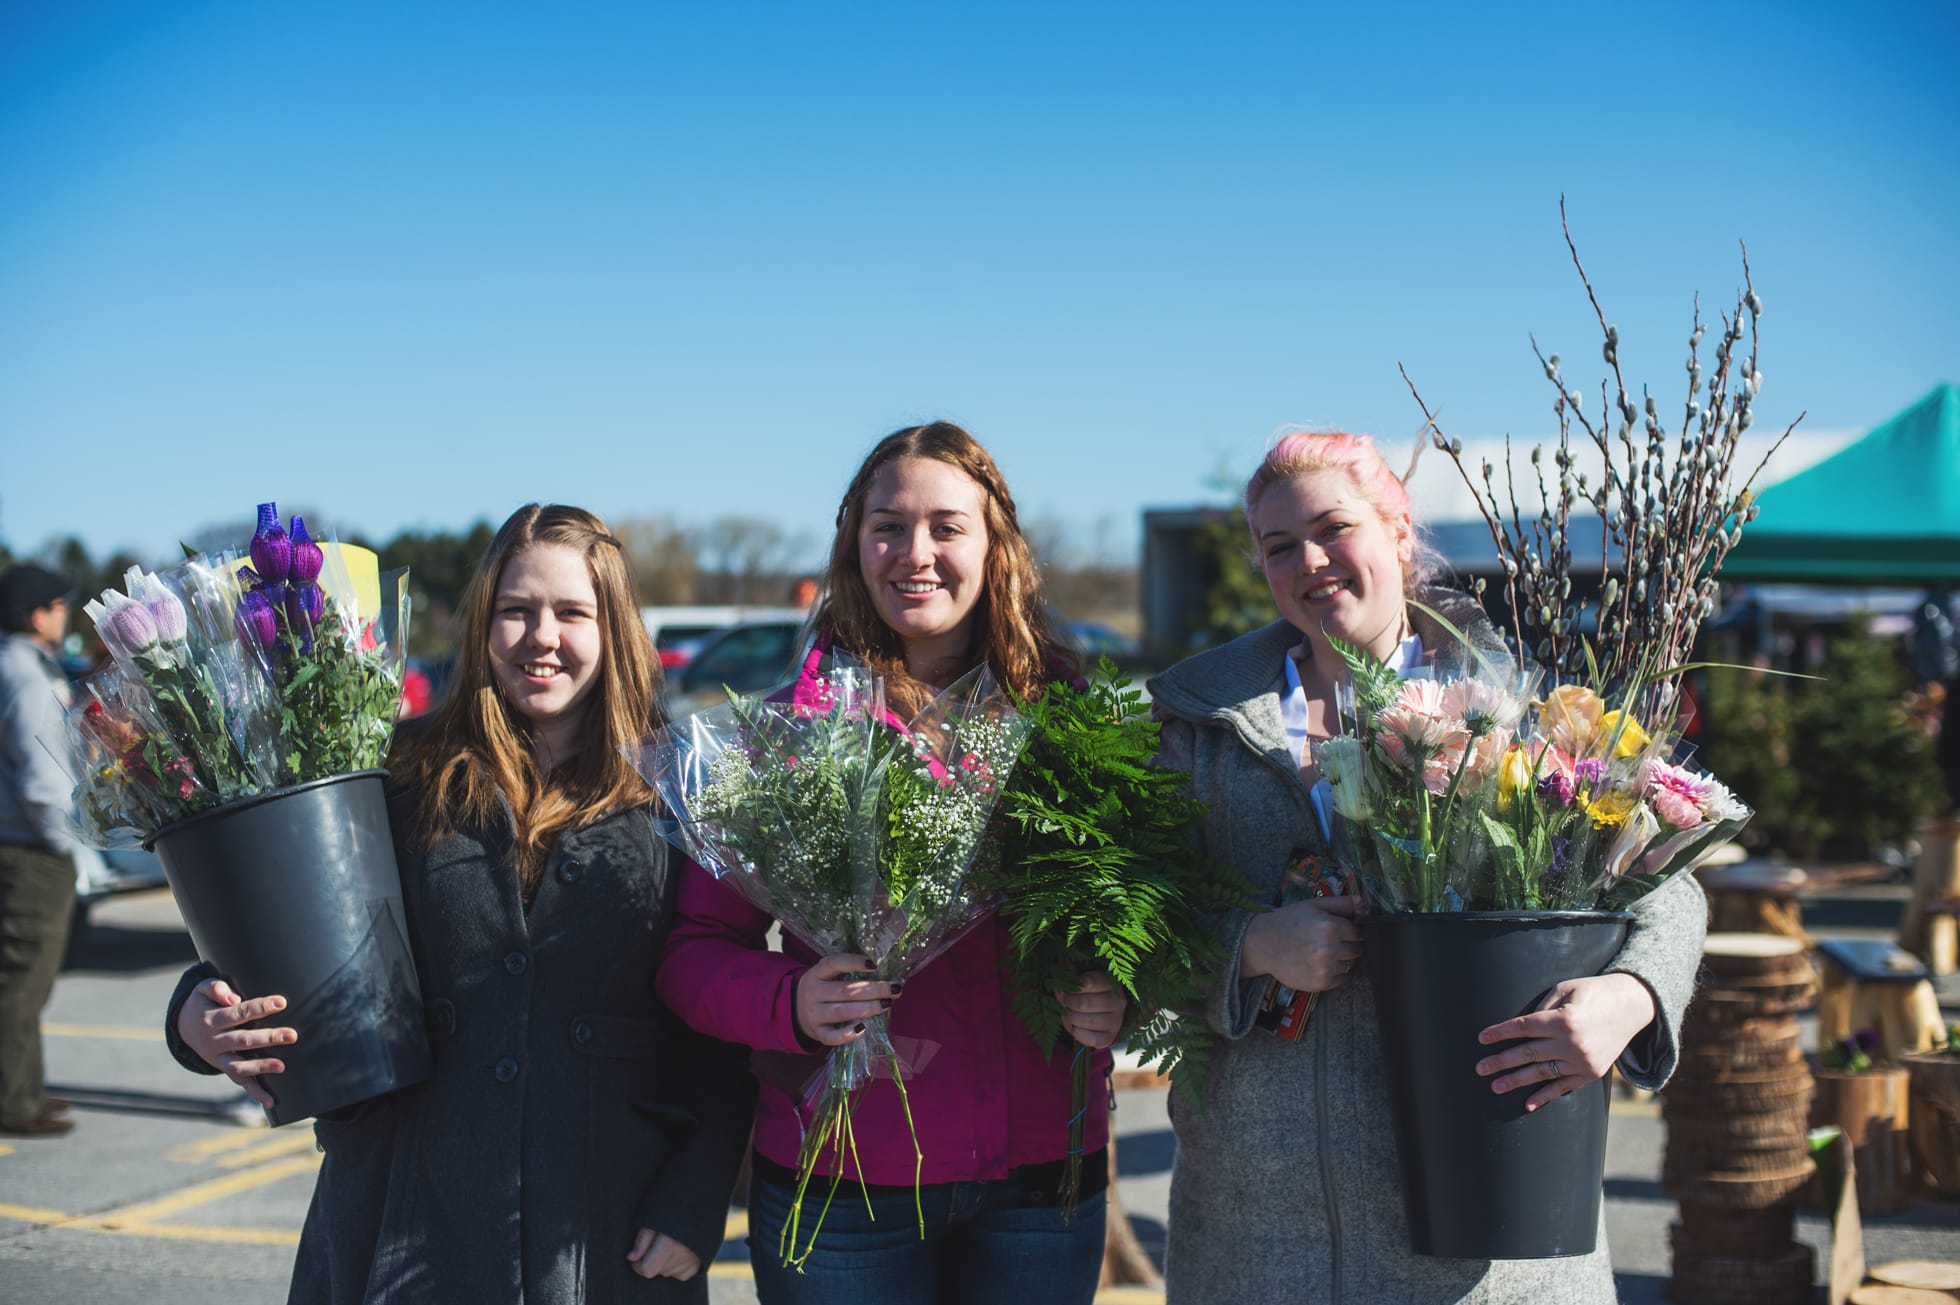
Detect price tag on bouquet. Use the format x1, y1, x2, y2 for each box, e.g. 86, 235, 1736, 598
1255, 851, 1355, 1042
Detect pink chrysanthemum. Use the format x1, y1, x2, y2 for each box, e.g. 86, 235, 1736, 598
1645, 760, 1714, 829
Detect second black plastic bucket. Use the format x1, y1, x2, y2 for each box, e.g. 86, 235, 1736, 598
1361, 910, 1632, 1259
150, 769, 430, 1126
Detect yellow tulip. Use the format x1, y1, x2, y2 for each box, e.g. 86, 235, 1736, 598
1496, 745, 1533, 813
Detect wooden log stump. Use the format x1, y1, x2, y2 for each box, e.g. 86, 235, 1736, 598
1817, 943, 1947, 1064
1903, 1052, 1960, 1198
1913, 819, 1960, 902
1708, 886, 1810, 943
1098, 1130, 1162, 1289
1813, 1064, 1914, 1217
1868, 1260, 1960, 1292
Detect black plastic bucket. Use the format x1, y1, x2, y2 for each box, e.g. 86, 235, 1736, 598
149, 770, 430, 1126
1362, 910, 1632, 1259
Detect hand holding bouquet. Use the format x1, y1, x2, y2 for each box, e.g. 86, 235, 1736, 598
630, 654, 1030, 1264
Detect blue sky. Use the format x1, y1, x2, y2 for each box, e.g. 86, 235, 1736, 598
2, 1, 1954, 567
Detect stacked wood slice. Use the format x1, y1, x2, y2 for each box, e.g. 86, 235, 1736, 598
1663, 933, 1820, 1304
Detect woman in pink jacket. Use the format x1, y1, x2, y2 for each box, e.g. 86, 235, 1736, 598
656, 422, 1128, 1305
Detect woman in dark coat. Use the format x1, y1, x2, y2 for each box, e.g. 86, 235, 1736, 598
165, 504, 755, 1304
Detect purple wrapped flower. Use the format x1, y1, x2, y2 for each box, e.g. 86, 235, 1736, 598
144, 588, 188, 644
1537, 769, 1576, 807
103, 601, 160, 656
288, 516, 323, 585
235, 588, 278, 649
251, 502, 292, 584
286, 582, 324, 631
1573, 758, 1608, 789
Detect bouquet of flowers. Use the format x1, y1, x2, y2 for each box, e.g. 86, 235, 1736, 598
990, 659, 1251, 1215
1314, 641, 1534, 913
631, 654, 1031, 1266
67, 502, 409, 845
1481, 683, 1752, 912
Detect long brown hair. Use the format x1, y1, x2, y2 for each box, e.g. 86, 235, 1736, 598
814, 422, 1077, 714
389, 504, 664, 893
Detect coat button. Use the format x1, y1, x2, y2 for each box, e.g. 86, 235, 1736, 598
430, 998, 456, 1035
572, 1019, 594, 1047
503, 951, 528, 976
557, 860, 583, 885
494, 1057, 519, 1083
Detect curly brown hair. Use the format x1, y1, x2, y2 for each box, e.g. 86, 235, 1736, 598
814, 421, 1077, 714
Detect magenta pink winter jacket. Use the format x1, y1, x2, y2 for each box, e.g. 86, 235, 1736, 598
654, 639, 1113, 1185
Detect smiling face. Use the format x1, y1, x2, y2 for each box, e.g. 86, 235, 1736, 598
487, 543, 604, 750
856, 455, 991, 677
1254, 469, 1412, 661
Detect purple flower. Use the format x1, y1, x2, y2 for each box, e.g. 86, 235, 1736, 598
251, 502, 291, 584
1537, 769, 1576, 806
103, 602, 160, 656
286, 582, 324, 631
1854, 1029, 1880, 1053
289, 516, 323, 585
144, 588, 188, 644
235, 589, 278, 649
1573, 758, 1608, 789
1548, 835, 1573, 882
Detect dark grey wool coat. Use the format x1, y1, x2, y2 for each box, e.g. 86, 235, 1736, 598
1149, 596, 1707, 1305
167, 787, 755, 1305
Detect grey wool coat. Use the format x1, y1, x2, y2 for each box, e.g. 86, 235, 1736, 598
1147, 599, 1707, 1305
167, 788, 755, 1305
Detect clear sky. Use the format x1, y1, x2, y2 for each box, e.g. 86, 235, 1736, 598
2, 1, 1954, 567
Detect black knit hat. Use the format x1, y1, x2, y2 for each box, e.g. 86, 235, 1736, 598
0, 564, 72, 633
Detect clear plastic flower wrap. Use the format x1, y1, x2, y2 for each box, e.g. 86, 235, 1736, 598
1487, 681, 1753, 911
1317, 639, 1538, 913
65, 664, 220, 848
66, 503, 412, 851
227, 505, 411, 784
626, 652, 1032, 1265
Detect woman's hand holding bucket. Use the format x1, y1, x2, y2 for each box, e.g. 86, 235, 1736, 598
177, 976, 296, 1107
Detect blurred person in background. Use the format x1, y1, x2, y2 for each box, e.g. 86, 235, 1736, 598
0, 563, 79, 1138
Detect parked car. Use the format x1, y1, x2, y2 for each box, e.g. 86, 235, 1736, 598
641, 605, 808, 670
667, 619, 807, 717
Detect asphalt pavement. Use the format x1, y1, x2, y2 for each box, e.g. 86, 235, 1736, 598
3, 885, 1960, 1303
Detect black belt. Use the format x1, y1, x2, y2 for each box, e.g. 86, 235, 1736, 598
752, 1147, 1109, 1206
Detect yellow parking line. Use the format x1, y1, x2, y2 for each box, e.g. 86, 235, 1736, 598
0, 1143, 13, 1157
724, 1209, 748, 1240
167, 1132, 280, 1164
43, 1023, 164, 1042
0, 1202, 70, 1224
79, 1154, 321, 1230
1095, 1290, 1165, 1304
101, 1222, 300, 1247
215, 1134, 319, 1169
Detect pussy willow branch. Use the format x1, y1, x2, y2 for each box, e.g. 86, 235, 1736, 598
1404, 202, 1803, 700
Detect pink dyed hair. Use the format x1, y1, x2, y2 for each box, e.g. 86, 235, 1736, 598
1244, 430, 1438, 586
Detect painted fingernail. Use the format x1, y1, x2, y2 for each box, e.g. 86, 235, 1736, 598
889, 982, 905, 996
880, 999, 893, 1010
852, 1022, 866, 1033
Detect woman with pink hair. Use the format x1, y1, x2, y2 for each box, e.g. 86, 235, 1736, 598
1146, 430, 1707, 1303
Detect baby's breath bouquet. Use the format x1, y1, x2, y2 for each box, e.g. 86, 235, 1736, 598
630, 653, 1031, 1266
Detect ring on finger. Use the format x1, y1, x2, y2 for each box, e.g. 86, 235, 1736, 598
1546, 1058, 1561, 1079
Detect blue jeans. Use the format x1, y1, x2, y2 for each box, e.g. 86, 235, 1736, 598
747, 1160, 1107, 1305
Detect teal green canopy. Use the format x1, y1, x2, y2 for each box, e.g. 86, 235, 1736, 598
1722, 383, 1960, 583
